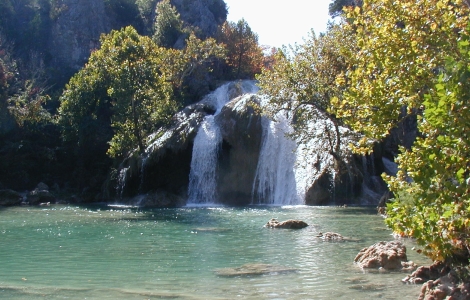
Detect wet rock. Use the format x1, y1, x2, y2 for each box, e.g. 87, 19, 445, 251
27, 183, 55, 205
402, 262, 451, 285
403, 262, 470, 300
0, 189, 23, 206
354, 241, 417, 270
316, 232, 344, 241
265, 219, 308, 229
214, 263, 297, 277
216, 90, 263, 206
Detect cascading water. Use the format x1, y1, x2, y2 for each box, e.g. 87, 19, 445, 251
187, 115, 222, 204
116, 167, 129, 199
251, 114, 298, 205
252, 104, 339, 206
187, 81, 259, 205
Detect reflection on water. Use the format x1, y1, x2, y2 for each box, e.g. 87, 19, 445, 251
0, 205, 430, 299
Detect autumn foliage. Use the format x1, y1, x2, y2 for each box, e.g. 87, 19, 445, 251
217, 19, 264, 79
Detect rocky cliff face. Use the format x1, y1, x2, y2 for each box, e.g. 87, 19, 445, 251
47, 0, 226, 77
49, 0, 111, 74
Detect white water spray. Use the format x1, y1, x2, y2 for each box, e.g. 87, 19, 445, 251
251, 115, 298, 205
187, 115, 222, 204
252, 104, 340, 205
187, 81, 259, 205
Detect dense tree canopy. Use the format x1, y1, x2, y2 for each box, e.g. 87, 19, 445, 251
59, 25, 225, 159
59, 26, 177, 158
333, 0, 470, 262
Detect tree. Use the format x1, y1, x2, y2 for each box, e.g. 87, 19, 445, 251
257, 24, 354, 166
59, 26, 177, 159
153, 0, 185, 48
334, 0, 470, 262
328, 0, 362, 18
217, 19, 264, 79
159, 32, 226, 96
59, 25, 225, 159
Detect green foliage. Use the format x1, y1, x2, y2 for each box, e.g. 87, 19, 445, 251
336, 0, 470, 262
8, 80, 52, 130
386, 31, 470, 262
334, 0, 469, 153
59, 26, 177, 159
59, 25, 225, 159
257, 24, 353, 155
159, 32, 226, 94
153, 0, 185, 48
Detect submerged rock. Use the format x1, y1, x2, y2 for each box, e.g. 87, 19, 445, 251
316, 232, 344, 241
264, 218, 308, 229
214, 263, 297, 277
354, 241, 417, 270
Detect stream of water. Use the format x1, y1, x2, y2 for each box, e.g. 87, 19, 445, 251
0, 205, 430, 299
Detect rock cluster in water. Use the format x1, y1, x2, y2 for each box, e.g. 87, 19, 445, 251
402, 262, 470, 300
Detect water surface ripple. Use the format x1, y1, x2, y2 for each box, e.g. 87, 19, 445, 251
0, 205, 430, 299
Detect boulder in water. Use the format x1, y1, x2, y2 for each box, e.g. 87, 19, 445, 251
27, 183, 55, 205
354, 241, 417, 270
265, 218, 308, 229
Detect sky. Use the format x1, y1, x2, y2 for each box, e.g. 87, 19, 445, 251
224, 0, 333, 48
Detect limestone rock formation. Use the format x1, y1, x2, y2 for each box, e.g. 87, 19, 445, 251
401, 262, 470, 300
113, 81, 258, 205
216, 94, 263, 205
112, 80, 391, 207
264, 218, 308, 229
49, 0, 111, 72
47, 0, 226, 77
354, 241, 417, 270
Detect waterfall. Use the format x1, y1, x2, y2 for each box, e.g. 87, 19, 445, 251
252, 104, 340, 206
187, 81, 259, 205
116, 167, 129, 199
251, 114, 298, 205
187, 115, 222, 204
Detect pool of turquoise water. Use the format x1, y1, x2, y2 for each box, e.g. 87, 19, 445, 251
0, 205, 430, 299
